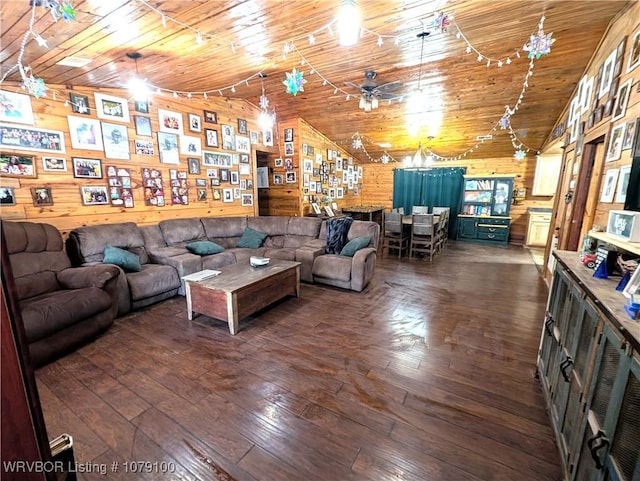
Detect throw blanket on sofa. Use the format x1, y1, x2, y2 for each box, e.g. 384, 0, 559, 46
325, 217, 353, 254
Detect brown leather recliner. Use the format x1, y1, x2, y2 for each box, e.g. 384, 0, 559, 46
1, 221, 121, 367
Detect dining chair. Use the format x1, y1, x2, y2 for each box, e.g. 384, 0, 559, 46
391, 207, 405, 214
411, 205, 430, 214
409, 214, 439, 261
432, 207, 450, 246
382, 211, 409, 258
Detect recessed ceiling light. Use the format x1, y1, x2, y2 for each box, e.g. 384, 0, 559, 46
56, 56, 92, 68
378, 142, 391, 148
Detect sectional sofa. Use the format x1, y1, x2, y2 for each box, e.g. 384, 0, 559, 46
66, 216, 380, 316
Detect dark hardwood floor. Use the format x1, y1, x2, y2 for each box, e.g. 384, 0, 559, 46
37, 241, 562, 481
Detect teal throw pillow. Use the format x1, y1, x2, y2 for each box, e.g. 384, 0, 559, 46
340, 236, 372, 257
186, 240, 224, 255
103, 245, 142, 272
236, 227, 268, 249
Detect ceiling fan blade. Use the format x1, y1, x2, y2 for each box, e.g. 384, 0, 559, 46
344, 81, 363, 90
377, 81, 403, 92
377, 92, 401, 100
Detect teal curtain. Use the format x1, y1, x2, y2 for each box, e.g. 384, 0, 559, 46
393, 167, 466, 238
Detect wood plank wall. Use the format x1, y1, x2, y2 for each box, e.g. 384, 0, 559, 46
361, 157, 555, 243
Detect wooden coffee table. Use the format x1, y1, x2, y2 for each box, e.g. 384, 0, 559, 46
182, 259, 301, 334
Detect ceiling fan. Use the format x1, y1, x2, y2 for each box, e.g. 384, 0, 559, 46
344, 71, 403, 111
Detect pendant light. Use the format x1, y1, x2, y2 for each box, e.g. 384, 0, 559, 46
127, 52, 149, 101
337, 0, 360, 47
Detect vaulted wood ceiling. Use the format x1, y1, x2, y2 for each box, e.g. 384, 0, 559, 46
0, 0, 631, 163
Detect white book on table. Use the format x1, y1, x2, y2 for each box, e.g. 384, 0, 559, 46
181, 270, 221, 282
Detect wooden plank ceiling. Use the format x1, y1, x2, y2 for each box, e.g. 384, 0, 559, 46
0, 0, 630, 163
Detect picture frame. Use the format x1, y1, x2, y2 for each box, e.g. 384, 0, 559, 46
157, 132, 179, 164
324, 206, 335, 217
303, 158, 313, 173
0, 89, 34, 124
615, 165, 632, 204
223, 188, 233, 203
134, 100, 149, 113
0, 152, 36, 177
337, 187, 344, 199
188, 157, 201, 175
180, 135, 202, 156
250, 131, 259, 145
31, 187, 53, 206
606, 124, 625, 162
600, 168, 619, 203
273, 174, 283, 185
203, 151, 232, 166
598, 49, 616, 99
196, 178, 207, 187
72, 157, 102, 178
69, 92, 90, 115
220, 169, 230, 182
263, 127, 273, 147
188, 113, 201, 132
633, 118, 640, 158
237, 118, 247, 135
274, 158, 283, 167
94, 93, 130, 123
627, 29, 640, 73
197, 188, 207, 201
284, 142, 294, 156
285, 171, 297, 183
80, 185, 109, 206
204, 129, 218, 148
158, 108, 183, 134
284, 128, 294, 142
67, 115, 103, 151
101, 122, 130, 159
134, 115, 152, 136
0, 124, 65, 153
235, 135, 250, 153
230, 171, 239, 184
221, 124, 235, 150
241, 193, 253, 206
0, 186, 16, 205
135, 139, 154, 156
611, 79, 633, 122
42, 156, 66, 172
311, 202, 322, 215
622, 119, 637, 150
203, 110, 217, 124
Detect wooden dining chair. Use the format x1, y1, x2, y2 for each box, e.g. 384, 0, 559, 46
409, 214, 439, 261
382, 211, 409, 258
391, 207, 405, 214
411, 205, 430, 214
432, 207, 450, 246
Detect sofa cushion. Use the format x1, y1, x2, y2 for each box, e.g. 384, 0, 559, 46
340, 236, 372, 257
201, 217, 247, 239
20, 287, 112, 343
186, 240, 224, 255
237, 227, 268, 249
67, 222, 149, 265
103, 246, 142, 272
287, 217, 322, 238
264, 248, 296, 261
325, 217, 353, 254
312, 255, 352, 282
126, 264, 181, 302
14, 271, 60, 301
202, 251, 237, 270
159, 218, 205, 246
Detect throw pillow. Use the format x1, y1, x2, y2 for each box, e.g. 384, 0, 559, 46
325, 217, 353, 254
103, 245, 142, 272
340, 236, 372, 257
236, 227, 268, 249
186, 240, 224, 255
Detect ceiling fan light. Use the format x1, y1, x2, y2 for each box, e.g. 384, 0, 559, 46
338, 0, 360, 47
359, 97, 365, 109
364, 101, 372, 112
372, 97, 379, 109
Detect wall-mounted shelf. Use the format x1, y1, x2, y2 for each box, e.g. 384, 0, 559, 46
588, 231, 640, 256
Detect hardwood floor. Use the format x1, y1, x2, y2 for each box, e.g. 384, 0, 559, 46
37, 242, 562, 481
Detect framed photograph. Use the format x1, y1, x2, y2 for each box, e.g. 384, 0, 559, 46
72, 157, 102, 178
230, 171, 239, 184
219, 169, 230, 182
203, 110, 217, 124
158, 108, 183, 134
31, 187, 53, 206
203, 151, 232, 166
0, 90, 34, 124
210, 178, 221, 187
195, 178, 207, 187
324, 206, 335, 217
94, 93, 130, 123
80, 185, 109, 205
134, 115, 152, 136
303, 158, 313, 173
601, 168, 619, 203
134, 100, 149, 113
284, 128, 294, 142
235, 135, 250, 153
273, 173, 283, 185
241, 193, 253, 206
633, 118, 640, 158
263, 127, 273, 147
204, 129, 218, 148
135, 139, 154, 156
284, 142, 294, 156
598, 50, 617, 99
311, 202, 322, 215
337, 187, 344, 199
0, 186, 16, 205
180, 135, 202, 156
221, 124, 235, 150
622, 119, 637, 150
223, 188, 233, 203
627, 29, 640, 73
69, 92, 90, 115
67, 115, 103, 151
187, 157, 200, 175
0, 124, 65, 153
615, 165, 632, 204
157, 132, 179, 164
237, 118, 248, 135
0, 152, 36, 177
196, 188, 207, 201
285, 171, 297, 183
240, 154, 249, 164
250, 131, 259, 145
101, 122, 130, 159
42, 156, 66, 172
606, 124, 626, 162
274, 157, 283, 168
611, 79, 633, 121
188, 113, 201, 132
